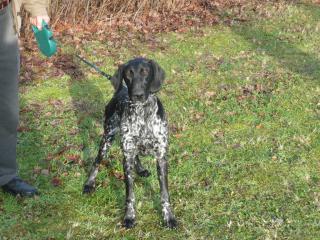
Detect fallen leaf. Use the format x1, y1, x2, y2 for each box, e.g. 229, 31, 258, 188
17, 126, 31, 132
232, 143, 242, 149
33, 167, 42, 175
41, 169, 50, 176
112, 170, 125, 180
51, 177, 62, 187
66, 154, 81, 164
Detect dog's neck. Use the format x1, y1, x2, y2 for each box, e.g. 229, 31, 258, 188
125, 94, 158, 121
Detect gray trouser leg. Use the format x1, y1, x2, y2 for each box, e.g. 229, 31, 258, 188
0, 4, 20, 186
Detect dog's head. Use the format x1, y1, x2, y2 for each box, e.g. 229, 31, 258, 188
111, 58, 165, 102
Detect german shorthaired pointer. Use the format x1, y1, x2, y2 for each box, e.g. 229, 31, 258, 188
83, 58, 177, 229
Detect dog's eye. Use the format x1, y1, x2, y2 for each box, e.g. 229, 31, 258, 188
126, 69, 134, 78
140, 68, 149, 75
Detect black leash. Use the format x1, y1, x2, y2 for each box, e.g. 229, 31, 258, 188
76, 54, 113, 80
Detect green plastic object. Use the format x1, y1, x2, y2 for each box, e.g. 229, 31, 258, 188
32, 20, 57, 57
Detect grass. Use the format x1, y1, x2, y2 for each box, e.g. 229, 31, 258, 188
1, 1, 320, 239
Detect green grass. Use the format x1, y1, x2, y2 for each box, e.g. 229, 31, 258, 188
1, 1, 320, 239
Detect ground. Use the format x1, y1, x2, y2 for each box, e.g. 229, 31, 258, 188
0, 1, 320, 239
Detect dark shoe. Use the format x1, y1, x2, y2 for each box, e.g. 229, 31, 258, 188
2, 177, 38, 197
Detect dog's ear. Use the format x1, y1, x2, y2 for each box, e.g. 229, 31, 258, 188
111, 64, 125, 91
149, 60, 165, 93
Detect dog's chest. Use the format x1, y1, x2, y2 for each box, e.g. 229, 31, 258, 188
120, 98, 168, 156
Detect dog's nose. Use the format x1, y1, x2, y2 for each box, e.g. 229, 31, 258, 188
135, 94, 144, 100
132, 94, 145, 101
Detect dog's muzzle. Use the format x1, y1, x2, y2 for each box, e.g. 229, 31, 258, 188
131, 94, 146, 102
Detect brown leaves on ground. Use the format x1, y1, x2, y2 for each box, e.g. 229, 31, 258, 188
20, 52, 48, 83
51, 177, 62, 187
43, 0, 274, 38
198, 90, 217, 106
170, 122, 188, 139
45, 145, 84, 162
17, 125, 31, 133
52, 54, 85, 80
19, 1, 282, 84
48, 1, 222, 34
20, 46, 85, 84
111, 170, 125, 180
65, 154, 82, 165
32, 167, 50, 177
189, 108, 206, 123
237, 83, 273, 102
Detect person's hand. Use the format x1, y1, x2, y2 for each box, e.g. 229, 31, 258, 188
30, 16, 50, 30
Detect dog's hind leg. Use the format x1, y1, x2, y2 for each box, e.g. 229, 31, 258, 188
134, 156, 151, 177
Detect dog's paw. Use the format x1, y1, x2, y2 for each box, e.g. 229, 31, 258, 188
137, 169, 151, 178
123, 218, 136, 229
83, 184, 95, 194
165, 217, 178, 229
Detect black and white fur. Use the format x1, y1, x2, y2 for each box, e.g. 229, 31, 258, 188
83, 58, 177, 229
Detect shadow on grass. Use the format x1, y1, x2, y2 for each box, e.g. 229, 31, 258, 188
231, 3, 320, 81
53, 54, 125, 205
143, 178, 163, 216
53, 54, 103, 159
17, 98, 48, 185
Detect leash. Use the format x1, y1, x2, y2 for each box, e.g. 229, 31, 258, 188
75, 54, 113, 80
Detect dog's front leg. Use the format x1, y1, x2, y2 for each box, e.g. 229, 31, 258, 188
157, 156, 177, 228
83, 134, 110, 194
123, 154, 136, 228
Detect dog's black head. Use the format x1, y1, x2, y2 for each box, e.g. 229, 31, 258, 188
111, 58, 165, 102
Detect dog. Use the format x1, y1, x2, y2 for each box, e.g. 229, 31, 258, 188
83, 58, 177, 229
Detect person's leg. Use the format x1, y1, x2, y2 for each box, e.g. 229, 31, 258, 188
0, 4, 38, 197
0, 3, 19, 186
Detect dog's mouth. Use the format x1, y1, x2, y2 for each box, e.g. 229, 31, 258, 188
128, 94, 154, 106
130, 94, 147, 103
